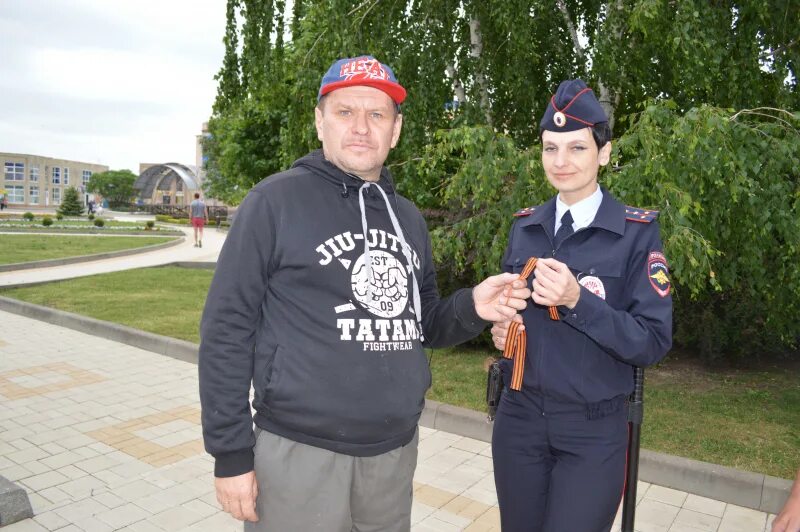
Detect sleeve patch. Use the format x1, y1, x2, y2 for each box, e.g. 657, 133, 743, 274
625, 206, 659, 223
513, 206, 536, 217
647, 251, 671, 297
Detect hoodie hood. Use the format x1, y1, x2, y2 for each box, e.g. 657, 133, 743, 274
292, 149, 398, 197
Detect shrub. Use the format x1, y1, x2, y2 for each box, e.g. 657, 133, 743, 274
88, 213, 95, 220
145, 220, 155, 230
55, 212, 64, 220
42, 216, 53, 227
23, 212, 34, 221
94, 218, 105, 227
155, 215, 171, 222
57, 187, 84, 216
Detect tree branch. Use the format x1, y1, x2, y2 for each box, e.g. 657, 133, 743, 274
556, 0, 586, 63
469, 16, 493, 127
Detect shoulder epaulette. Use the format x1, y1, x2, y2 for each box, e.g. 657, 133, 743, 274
625, 206, 659, 223
513, 206, 537, 217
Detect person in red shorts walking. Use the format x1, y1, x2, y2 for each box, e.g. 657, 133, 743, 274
190, 192, 208, 247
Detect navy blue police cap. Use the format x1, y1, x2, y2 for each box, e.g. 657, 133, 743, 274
539, 79, 608, 132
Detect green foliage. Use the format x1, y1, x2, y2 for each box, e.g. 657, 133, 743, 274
88, 213, 95, 220
611, 104, 800, 358
23, 212, 34, 221
145, 221, 155, 230
87, 170, 137, 208
204, 0, 800, 359
58, 187, 84, 216
41, 216, 53, 227
55, 213, 64, 221
93, 218, 105, 228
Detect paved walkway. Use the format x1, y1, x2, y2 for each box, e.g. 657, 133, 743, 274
0, 222, 224, 287
0, 311, 777, 531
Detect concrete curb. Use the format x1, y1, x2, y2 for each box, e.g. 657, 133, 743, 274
0, 296, 198, 365
0, 296, 791, 515
0, 236, 184, 273
0, 228, 183, 236
0, 475, 33, 526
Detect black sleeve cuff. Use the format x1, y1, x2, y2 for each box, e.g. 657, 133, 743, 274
213, 448, 255, 478
455, 288, 491, 333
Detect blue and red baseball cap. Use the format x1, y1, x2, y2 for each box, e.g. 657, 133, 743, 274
540, 79, 608, 132
318, 55, 407, 105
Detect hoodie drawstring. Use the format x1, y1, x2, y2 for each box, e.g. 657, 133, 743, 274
358, 182, 425, 343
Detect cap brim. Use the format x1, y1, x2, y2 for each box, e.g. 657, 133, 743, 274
320, 79, 407, 104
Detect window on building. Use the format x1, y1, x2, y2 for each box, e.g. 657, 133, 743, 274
52, 167, 61, 184
63, 167, 70, 185
30, 165, 39, 181
52, 188, 61, 204
4, 162, 24, 181
162, 195, 171, 204
29, 186, 39, 204
82, 170, 92, 185
7, 185, 24, 203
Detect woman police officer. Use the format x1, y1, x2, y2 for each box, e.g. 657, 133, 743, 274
490, 79, 673, 532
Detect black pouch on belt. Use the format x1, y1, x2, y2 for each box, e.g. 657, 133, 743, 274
486, 360, 503, 421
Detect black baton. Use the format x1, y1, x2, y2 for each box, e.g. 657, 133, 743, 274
621, 366, 644, 532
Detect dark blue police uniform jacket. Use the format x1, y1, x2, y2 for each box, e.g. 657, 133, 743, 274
502, 188, 672, 404
493, 188, 673, 532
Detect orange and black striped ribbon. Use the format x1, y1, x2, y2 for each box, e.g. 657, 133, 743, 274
502, 257, 559, 391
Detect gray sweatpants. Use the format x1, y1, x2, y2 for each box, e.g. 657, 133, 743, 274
244, 427, 419, 532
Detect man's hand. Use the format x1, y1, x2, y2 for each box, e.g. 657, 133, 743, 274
215, 471, 259, 522
532, 258, 581, 309
490, 315, 524, 351
473, 273, 531, 322
773, 482, 800, 532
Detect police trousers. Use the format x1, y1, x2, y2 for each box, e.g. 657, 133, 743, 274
492, 388, 628, 532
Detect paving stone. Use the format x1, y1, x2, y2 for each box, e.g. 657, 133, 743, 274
32, 510, 70, 531
647, 485, 690, 507
0, 519, 49, 531
718, 503, 767, 532
635, 499, 680, 530
683, 493, 727, 518
95, 502, 151, 529
672, 507, 721, 531
19, 470, 70, 492
147, 505, 205, 529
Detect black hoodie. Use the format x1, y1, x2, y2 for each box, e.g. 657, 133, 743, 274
199, 150, 489, 477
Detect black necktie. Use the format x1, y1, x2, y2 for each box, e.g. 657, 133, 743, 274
554, 210, 574, 247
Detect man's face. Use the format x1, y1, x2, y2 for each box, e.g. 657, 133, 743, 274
541, 128, 611, 205
315, 86, 403, 182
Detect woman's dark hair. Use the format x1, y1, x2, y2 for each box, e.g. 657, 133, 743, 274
590, 122, 612, 149
194, 192, 200, 199
539, 121, 612, 149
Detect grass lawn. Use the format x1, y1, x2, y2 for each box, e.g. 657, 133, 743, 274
0, 234, 179, 265
1, 266, 797, 479
1, 266, 210, 341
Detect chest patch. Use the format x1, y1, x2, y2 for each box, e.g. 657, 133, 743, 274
578, 275, 606, 300
647, 251, 671, 297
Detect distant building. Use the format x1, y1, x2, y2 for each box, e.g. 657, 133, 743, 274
134, 162, 202, 207
133, 122, 221, 207
0, 153, 108, 209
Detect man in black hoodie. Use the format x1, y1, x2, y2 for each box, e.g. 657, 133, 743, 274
199, 55, 531, 531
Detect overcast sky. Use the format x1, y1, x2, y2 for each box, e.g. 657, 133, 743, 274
0, 0, 226, 172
